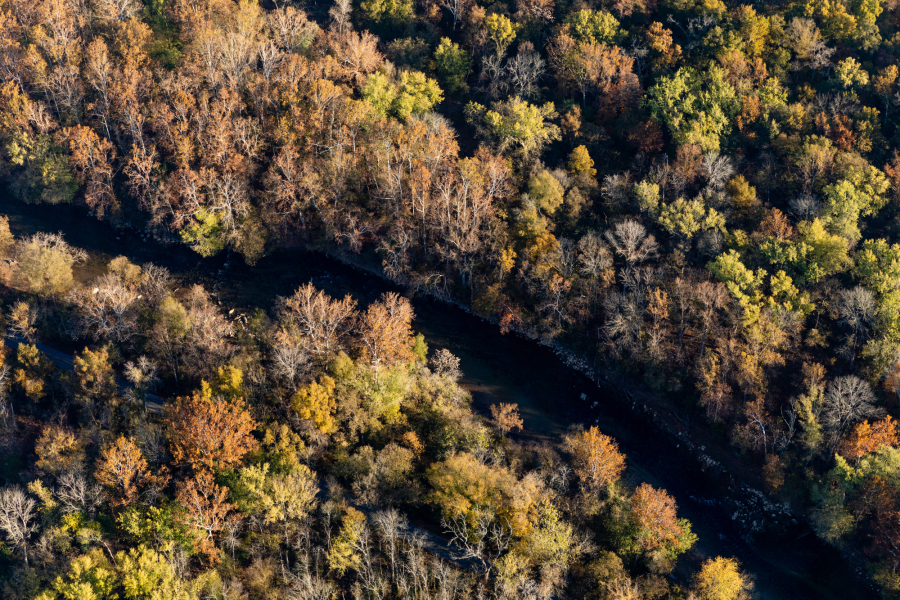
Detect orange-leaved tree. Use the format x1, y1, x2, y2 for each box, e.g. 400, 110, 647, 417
95, 436, 169, 509
630, 483, 682, 551
565, 426, 626, 491
175, 470, 235, 562
166, 387, 258, 472
357, 292, 415, 366
838, 416, 899, 463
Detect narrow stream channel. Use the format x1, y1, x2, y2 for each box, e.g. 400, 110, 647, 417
0, 198, 864, 600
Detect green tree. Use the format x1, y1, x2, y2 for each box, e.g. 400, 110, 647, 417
328, 507, 367, 575
856, 238, 900, 296
180, 208, 226, 258
118, 546, 197, 600
485, 14, 517, 56
16, 233, 84, 296
435, 38, 472, 94
237, 462, 318, 525
393, 71, 443, 119
528, 170, 565, 215
37, 550, 118, 600
822, 165, 890, 242
361, 0, 414, 26
7, 132, 78, 206
564, 9, 623, 45
643, 66, 737, 152
465, 97, 561, 160
657, 197, 725, 243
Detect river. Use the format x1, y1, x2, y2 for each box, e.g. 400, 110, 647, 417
0, 198, 866, 600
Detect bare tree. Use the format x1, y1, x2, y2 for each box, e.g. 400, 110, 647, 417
279, 283, 357, 359
328, 0, 353, 36
140, 263, 174, 304
823, 375, 883, 452
442, 508, 511, 580
429, 348, 462, 381
373, 508, 408, 582
836, 286, 876, 369
0, 486, 38, 564
70, 272, 143, 343
600, 173, 633, 210
56, 470, 104, 517
788, 194, 822, 221
440, 0, 471, 31
507, 45, 545, 100
701, 152, 734, 190
605, 220, 658, 266
271, 334, 310, 389
6, 300, 38, 342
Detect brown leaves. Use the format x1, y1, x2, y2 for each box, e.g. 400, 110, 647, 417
175, 469, 235, 563
490, 402, 524, 434
58, 124, 117, 218
166, 388, 258, 472
95, 436, 169, 508
357, 292, 415, 366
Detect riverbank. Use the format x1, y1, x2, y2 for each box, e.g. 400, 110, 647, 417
0, 198, 867, 599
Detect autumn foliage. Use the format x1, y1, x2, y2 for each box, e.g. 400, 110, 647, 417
838, 416, 899, 462
630, 483, 682, 551
94, 436, 169, 509
166, 388, 258, 472
566, 426, 626, 491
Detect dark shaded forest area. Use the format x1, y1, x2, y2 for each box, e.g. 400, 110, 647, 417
0, 0, 899, 597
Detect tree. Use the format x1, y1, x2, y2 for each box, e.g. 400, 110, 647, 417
35, 425, 85, 476
280, 283, 357, 359
59, 124, 117, 219
291, 375, 338, 434
693, 556, 748, 600
485, 13, 517, 57
465, 97, 560, 161
605, 220, 658, 265
823, 375, 882, 452
856, 239, 900, 296
166, 388, 258, 472
328, 506, 367, 576
490, 403, 524, 433
15, 232, 86, 297
427, 452, 542, 538
565, 426, 626, 491
835, 286, 875, 368
357, 292, 415, 366
71, 273, 143, 343
117, 546, 197, 600
630, 483, 682, 551
434, 38, 472, 94
95, 436, 168, 509
838, 417, 899, 463
0, 486, 37, 565
527, 170, 565, 215
73, 347, 117, 402
393, 70, 443, 119
238, 462, 318, 525
175, 470, 235, 562
643, 66, 736, 152
565, 9, 622, 45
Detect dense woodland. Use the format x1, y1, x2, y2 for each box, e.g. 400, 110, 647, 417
1, 0, 900, 596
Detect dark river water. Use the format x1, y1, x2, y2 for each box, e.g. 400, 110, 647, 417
0, 198, 867, 600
